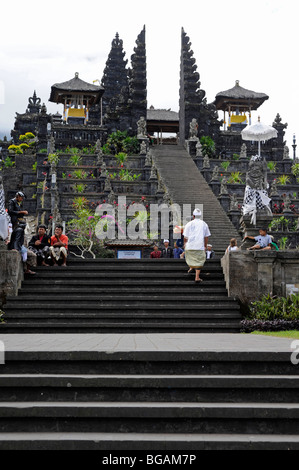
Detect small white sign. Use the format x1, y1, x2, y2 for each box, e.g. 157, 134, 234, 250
117, 250, 141, 259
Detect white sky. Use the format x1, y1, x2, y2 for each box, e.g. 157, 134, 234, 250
0, 0, 298, 149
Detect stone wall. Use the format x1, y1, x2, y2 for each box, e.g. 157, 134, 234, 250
0, 244, 24, 307
221, 250, 299, 306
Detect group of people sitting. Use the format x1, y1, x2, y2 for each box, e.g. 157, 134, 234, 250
150, 239, 215, 259
5, 191, 68, 274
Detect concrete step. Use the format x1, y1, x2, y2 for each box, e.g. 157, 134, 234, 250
0, 401, 298, 434
0, 374, 298, 403
0, 432, 298, 450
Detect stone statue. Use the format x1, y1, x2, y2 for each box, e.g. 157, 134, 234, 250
283, 145, 290, 160
203, 155, 210, 169
140, 140, 147, 155
211, 165, 219, 181
104, 175, 112, 192
150, 163, 157, 180
144, 151, 152, 167
108, 189, 115, 205
137, 116, 147, 138
240, 143, 247, 160
229, 194, 239, 211
270, 179, 278, 197
95, 139, 102, 153
163, 189, 171, 205
282, 193, 292, 212
189, 118, 198, 140
241, 154, 272, 224
96, 150, 104, 167
100, 161, 107, 178
48, 136, 55, 155
219, 176, 228, 195
196, 141, 203, 157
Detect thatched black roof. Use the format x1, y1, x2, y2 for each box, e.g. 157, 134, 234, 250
215, 80, 269, 111
49, 73, 104, 105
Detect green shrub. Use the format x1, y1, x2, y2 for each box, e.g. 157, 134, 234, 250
248, 293, 299, 321
200, 136, 215, 158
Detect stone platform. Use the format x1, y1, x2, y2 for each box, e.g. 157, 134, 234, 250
0, 333, 299, 450
0, 332, 295, 354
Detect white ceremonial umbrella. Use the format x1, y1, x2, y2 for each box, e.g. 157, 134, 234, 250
241, 116, 278, 156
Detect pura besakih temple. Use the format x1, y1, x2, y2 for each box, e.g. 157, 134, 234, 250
179, 28, 222, 145
1, 24, 298, 250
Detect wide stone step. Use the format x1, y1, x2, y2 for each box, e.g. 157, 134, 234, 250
0, 374, 298, 403
0, 322, 242, 333
0, 402, 298, 434
21, 272, 225, 279
0, 432, 298, 450
16, 287, 229, 296
4, 295, 236, 304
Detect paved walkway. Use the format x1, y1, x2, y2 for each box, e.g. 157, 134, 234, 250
0, 333, 295, 353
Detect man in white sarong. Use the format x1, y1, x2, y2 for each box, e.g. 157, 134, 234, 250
183, 208, 211, 283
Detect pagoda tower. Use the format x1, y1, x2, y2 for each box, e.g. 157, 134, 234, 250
101, 33, 129, 118
128, 25, 147, 135
179, 28, 221, 144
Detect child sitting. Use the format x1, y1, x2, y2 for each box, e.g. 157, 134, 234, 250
244, 228, 272, 251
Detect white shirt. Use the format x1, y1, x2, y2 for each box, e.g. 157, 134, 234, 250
183, 218, 211, 251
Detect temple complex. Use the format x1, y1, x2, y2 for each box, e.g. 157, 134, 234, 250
0, 24, 299, 452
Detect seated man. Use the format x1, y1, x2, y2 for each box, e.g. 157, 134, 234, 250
244, 228, 272, 251
28, 224, 51, 266
206, 244, 215, 259
160, 239, 173, 258
173, 242, 183, 259
49, 224, 68, 266
150, 245, 161, 258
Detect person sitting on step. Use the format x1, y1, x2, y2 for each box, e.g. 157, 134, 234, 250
150, 244, 161, 258
226, 238, 239, 253
244, 228, 272, 251
28, 224, 51, 266
49, 224, 68, 266
206, 244, 215, 259
160, 239, 173, 258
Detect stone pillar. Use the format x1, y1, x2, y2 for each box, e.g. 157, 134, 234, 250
186, 139, 198, 157
254, 251, 277, 297
0, 244, 24, 306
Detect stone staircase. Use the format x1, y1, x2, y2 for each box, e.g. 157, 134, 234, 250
1, 258, 241, 333
152, 145, 241, 253
0, 333, 298, 450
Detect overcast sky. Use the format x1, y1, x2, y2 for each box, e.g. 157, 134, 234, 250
0, 0, 297, 150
